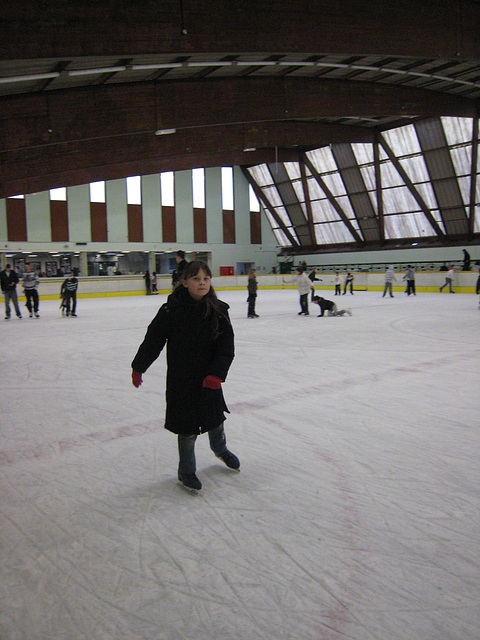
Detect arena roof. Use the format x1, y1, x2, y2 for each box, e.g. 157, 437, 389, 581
1, 0, 479, 252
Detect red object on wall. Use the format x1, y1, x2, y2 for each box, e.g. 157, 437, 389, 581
219, 266, 234, 276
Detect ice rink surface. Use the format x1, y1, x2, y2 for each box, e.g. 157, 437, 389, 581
1, 285, 479, 640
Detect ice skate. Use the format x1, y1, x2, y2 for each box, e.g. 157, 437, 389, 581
178, 472, 202, 493
217, 450, 240, 471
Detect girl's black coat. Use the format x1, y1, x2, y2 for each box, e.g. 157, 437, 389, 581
131, 287, 235, 436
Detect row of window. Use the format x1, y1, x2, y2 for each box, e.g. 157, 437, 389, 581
10, 167, 261, 213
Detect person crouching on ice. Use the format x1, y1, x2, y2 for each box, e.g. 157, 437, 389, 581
131, 260, 240, 493
312, 295, 352, 317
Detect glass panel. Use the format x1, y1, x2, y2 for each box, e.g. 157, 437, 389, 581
383, 124, 422, 154
306, 146, 337, 173
311, 199, 343, 223
284, 162, 301, 180
415, 182, 438, 209
248, 164, 274, 185
442, 117, 474, 146
352, 143, 374, 165
359, 165, 376, 191
381, 162, 405, 187
399, 155, 430, 182
314, 220, 356, 244
263, 185, 283, 207
126, 176, 141, 205
450, 146, 472, 178
292, 180, 305, 203
382, 185, 421, 214
321, 172, 347, 196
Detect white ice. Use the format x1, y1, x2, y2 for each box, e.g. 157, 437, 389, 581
1, 286, 479, 640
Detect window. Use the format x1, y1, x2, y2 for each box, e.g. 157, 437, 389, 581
90, 181, 105, 203
221, 166, 234, 210
192, 168, 205, 208
50, 188, 66, 201
126, 176, 141, 205
160, 172, 174, 206
249, 184, 260, 212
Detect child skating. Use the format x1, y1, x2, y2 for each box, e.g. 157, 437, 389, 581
131, 260, 239, 493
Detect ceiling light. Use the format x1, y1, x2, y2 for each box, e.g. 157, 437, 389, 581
68, 66, 126, 77
155, 128, 177, 135
237, 61, 278, 67
131, 63, 183, 71
0, 72, 60, 84
243, 148, 257, 152
187, 61, 233, 68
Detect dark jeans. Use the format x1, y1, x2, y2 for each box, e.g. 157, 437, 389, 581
406, 280, 416, 295
65, 292, 77, 314
4, 290, 21, 317
25, 289, 39, 313
178, 423, 228, 475
247, 293, 256, 316
335, 285, 341, 295
299, 293, 309, 314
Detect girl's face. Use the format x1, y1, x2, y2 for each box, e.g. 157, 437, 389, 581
183, 268, 211, 301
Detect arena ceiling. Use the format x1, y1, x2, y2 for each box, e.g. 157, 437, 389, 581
1, 0, 479, 252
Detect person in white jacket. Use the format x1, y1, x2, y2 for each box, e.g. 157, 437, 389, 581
439, 266, 455, 293
382, 265, 397, 298
22, 263, 40, 318
284, 266, 314, 315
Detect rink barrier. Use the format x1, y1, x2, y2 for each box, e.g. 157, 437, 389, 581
1, 271, 478, 302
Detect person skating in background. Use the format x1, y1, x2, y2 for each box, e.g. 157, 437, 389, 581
247, 268, 259, 318
144, 270, 151, 295
462, 249, 471, 271
343, 272, 354, 295
1, 263, 22, 320
22, 263, 40, 318
308, 267, 322, 301
403, 265, 416, 296
312, 296, 352, 317
334, 272, 342, 296
131, 260, 239, 494
61, 275, 79, 316
475, 261, 480, 295
439, 266, 455, 293
283, 266, 314, 316
382, 265, 396, 298
151, 272, 158, 294
171, 250, 188, 289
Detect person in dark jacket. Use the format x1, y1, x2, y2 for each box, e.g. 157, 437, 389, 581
312, 296, 352, 317
247, 268, 259, 318
308, 267, 322, 301
1, 264, 22, 319
171, 250, 188, 289
131, 260, 239, 493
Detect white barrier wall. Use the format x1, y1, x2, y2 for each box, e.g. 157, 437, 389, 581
2, 270, 479, 302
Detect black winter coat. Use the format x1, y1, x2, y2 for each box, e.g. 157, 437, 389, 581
131, 286, 235, 436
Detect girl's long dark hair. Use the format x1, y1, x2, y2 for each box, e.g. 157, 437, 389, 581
180, 260, 229, 337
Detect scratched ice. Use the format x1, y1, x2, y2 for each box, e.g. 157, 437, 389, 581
1, 287, 479, 640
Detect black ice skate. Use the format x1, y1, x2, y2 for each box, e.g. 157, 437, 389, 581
217, 450, 240, 471
178, 472, 202, 493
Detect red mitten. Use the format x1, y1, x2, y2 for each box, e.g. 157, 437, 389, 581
202, 375, 222, 389
132, 370, 143, 388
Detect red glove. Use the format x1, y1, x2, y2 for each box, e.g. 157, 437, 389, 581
202, 375, 222, 389
132, 370, 143, 388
